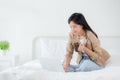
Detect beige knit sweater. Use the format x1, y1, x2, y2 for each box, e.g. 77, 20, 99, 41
65, 30, 110, 66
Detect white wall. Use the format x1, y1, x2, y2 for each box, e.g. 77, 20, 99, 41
0, 0, 120, 64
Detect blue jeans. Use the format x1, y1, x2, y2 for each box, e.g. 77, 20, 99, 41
66, 54, 103, 72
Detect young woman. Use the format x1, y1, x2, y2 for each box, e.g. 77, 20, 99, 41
63, 13, 110, 72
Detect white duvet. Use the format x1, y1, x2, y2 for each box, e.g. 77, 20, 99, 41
0, 54, 120, 80
35, 54, 120, 80
0, 60, 42, 80
35, 66, 120, 80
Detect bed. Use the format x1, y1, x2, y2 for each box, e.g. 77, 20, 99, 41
33, 36, 120, 80
0, 36, 120, 80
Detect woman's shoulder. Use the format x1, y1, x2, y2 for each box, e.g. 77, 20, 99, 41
86, 30, 95, 37
86, 30, 98, 39
85, 30, 100, 42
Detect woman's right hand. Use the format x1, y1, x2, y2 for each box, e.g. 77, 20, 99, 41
63, 60, 69, 72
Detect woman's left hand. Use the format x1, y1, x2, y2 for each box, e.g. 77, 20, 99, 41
78, 44, 85, 52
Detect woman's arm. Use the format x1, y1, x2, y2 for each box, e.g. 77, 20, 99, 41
78, 31, 110, 66
78, 44, 93, 56
63, 32, 74, 72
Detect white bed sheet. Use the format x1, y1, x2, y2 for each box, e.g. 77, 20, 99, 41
0, 54, 120, 80
37, 53, 120, 80
0, 60, 41, 80
35, 66, 120, 80
34, 51, 120, 80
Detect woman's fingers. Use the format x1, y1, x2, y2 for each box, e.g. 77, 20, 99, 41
63, 65, 67, 72
64, 67, 67, 72
63, 62, 68, 72
78, 44, 85, 52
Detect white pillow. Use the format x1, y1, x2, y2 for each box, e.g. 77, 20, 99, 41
39, 38, 67, 60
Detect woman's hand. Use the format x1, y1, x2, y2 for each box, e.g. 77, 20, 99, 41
62, 60, 69, 72
78, 44, 85, 52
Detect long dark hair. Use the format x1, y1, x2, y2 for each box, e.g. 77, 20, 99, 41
68, 13, 98, 38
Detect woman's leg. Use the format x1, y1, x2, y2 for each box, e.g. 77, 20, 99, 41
65, 57, 85, 72
66, 64, 79, 72
75, 59, 102, 72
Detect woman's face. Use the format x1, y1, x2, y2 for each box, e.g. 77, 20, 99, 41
69, 21, 83, 36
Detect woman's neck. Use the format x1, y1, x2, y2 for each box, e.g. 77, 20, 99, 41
78, 30, 85, 37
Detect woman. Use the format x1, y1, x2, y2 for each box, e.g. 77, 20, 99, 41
63, 13, 110, 72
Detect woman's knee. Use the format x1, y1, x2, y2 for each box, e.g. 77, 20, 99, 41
76, 60, 102, 72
